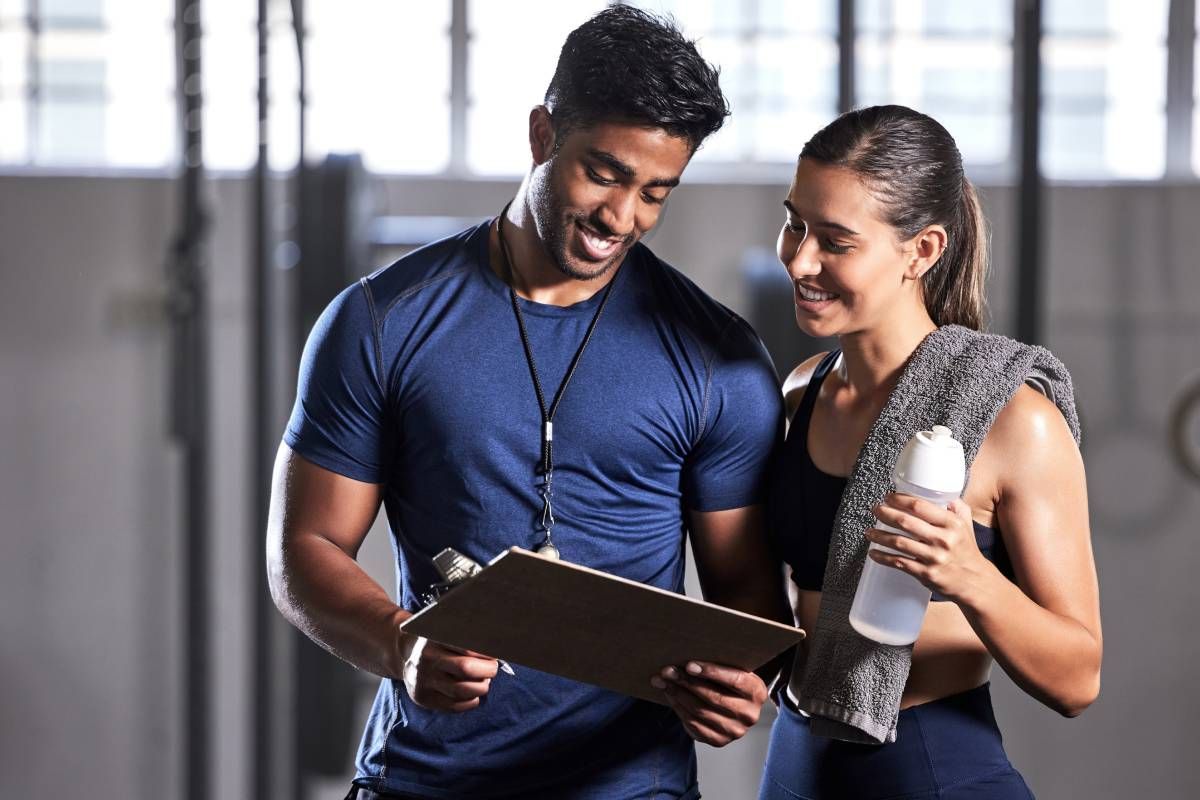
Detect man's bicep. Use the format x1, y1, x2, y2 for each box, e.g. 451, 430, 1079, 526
688, 506, 772, 591
284, 281, 390, 484
684, 357, 783, 510
269, 443, 384, 560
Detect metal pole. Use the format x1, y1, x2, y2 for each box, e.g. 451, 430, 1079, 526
1166, 0, 1196, 179
1014, 0, 1043, 344
837, 0, 855, 113
171, 2, 209, 798
288, 2, 309, 795
26, 0, 40, 162
293, 0, 307, 165
251, 1, 275, 798
449, 0, 468, 173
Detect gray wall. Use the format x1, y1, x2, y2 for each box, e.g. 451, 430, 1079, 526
1, 172, 1197, 799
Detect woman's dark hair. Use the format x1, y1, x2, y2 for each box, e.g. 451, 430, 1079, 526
544, 5, 730, 151
801, 105, 989, 330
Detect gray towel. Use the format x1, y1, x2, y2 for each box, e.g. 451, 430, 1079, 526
792, 324, 1080, 744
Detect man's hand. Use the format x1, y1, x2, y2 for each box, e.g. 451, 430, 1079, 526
400, 633, 499, 712
651, 660, 768, 747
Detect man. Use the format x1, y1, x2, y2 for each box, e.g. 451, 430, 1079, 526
267, 7, 790, 799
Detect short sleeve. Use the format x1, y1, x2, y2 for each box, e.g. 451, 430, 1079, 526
683, 318, 784, 511
283, 280, 388, 483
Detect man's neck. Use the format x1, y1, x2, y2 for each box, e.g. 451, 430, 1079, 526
489, 195, 618, 308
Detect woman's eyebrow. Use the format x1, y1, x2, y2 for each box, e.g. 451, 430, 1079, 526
783, 200, 860, 236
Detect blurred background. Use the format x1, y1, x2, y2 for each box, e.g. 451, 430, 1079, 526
2, 0, 1199, 798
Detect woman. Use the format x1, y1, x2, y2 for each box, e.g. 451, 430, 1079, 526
758, 106, 1101, 799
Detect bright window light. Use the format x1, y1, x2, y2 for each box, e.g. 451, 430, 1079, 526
1042, 0, 1169, 180
467, 1, 606, 176
308, 1, 450, 174
629, 0, 839, 165
856, 0, 1013, 168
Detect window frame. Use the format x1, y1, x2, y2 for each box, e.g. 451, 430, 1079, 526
0, 0, 1195, 185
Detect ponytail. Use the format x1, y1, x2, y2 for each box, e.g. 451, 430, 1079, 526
922, 178, 989, 330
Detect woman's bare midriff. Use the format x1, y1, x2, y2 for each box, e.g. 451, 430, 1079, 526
791, 587, 993, 709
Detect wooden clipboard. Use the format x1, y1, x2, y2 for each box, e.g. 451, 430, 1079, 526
400, 547, 805, 704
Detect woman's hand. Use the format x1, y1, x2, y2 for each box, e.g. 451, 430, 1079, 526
865, 494, 995, 604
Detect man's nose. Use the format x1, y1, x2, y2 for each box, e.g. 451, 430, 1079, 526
596, 190, 638, 237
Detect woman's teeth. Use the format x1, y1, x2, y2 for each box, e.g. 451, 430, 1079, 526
796, 284, 837, 302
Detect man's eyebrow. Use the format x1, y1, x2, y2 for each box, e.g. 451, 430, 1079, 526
589, 149, 634, 177
782, 199, 860, 236
589, 149, 681, 190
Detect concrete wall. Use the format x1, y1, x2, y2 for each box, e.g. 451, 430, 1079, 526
2, 171, 1197, 799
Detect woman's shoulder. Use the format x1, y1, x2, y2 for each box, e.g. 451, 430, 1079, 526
782, 351, 833, 419
985, 382, 1083, 489
992, 383, 1074, 445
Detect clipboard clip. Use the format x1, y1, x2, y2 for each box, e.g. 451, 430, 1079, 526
433, 547, 483, 584
419, 548, 517, 677
418, 548, 482, 607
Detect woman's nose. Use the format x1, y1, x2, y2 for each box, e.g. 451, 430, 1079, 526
780, 229, 819, 278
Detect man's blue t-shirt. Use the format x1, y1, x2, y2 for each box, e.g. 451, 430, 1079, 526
284, 222, 782, 799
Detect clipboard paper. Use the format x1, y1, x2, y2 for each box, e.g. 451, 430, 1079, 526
400, 547, 805, 704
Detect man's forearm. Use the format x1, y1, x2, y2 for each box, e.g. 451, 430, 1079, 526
269, 530, 410, 679
703, 567, 795, 687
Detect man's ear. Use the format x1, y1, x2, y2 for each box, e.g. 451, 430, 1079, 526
529, 106, 557, 166
904, 224, 948, 281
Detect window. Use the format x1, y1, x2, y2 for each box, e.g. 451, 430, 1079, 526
856, 0, 1012, 168
1194, 0, 1200, 175
468, 1, 606, 175
1042, 0, 1169, 179
0, 0, 1196, 181
202, 1, 267, 171
0, 0, 174, 167
630, 0, 839, 165
307, 1, 450, 174
202, 1, 451, 173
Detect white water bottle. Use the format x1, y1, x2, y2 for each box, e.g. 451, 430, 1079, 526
849, 425, 966, 646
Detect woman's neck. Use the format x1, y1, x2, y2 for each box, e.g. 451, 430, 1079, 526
836, 308, 938, 398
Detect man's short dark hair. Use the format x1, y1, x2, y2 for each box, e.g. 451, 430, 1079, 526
544, 5, 730, 151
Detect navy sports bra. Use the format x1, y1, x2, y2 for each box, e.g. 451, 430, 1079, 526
766, 351, 1014, 601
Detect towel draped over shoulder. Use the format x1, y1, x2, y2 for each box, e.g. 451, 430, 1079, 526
790, 324, 1080, 744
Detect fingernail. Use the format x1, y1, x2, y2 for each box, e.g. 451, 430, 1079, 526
663, 666, 678, 680
650, 676, 666, 689
686, 662, 702, 675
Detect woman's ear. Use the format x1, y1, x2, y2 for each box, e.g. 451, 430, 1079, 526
529, 106, 557, 166
904, 224, 948, 280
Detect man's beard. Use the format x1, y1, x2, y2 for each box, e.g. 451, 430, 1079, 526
529, 168, 634, 282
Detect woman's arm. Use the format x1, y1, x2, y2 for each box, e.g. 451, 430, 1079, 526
868, 385, 1102, 716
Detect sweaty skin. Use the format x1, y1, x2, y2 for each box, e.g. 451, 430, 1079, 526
778, 159, 1101, 717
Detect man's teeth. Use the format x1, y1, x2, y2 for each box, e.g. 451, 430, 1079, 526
797, 284, 837, 302
582, 229, 618, 253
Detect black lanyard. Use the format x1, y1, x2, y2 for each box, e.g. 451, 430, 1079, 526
496, 204, 620, 558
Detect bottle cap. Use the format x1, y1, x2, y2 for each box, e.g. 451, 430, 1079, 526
893, 424, 966, 493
